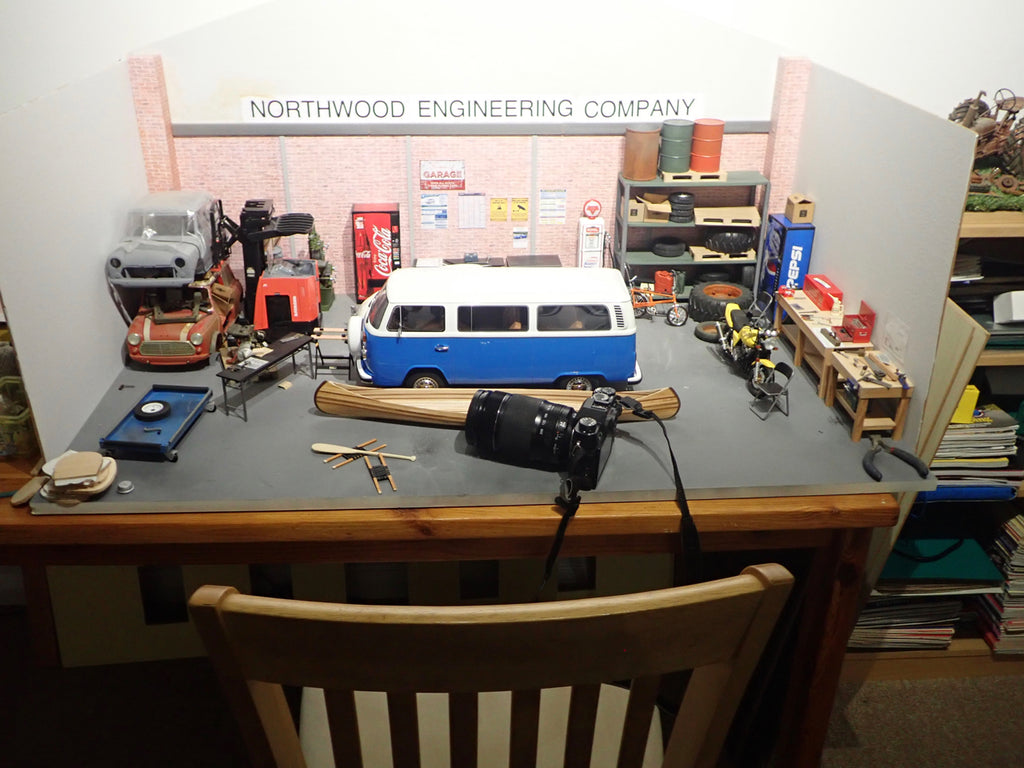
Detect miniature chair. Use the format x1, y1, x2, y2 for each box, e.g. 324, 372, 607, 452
749, 361, 794, 420
189, 563, 793, 768
747, 290, 775, 326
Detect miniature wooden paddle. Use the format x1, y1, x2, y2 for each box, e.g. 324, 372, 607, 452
311, 443, 417, 462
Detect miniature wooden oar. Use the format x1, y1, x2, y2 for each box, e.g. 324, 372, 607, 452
311, 443, 417, 462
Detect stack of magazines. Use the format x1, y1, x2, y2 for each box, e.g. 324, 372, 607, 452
975, 514, 1024, 654
849, 538, 1004, 650
925, 402, 1022, 502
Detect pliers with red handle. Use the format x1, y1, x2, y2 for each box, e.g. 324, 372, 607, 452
862, 434, 929, 482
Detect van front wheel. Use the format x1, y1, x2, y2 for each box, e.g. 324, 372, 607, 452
559, 375, 602, 391
404, 370, 447, 389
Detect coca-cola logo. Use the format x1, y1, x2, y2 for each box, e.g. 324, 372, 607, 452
371, 224, 392, 272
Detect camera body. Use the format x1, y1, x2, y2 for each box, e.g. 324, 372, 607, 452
465, 386, 623, 491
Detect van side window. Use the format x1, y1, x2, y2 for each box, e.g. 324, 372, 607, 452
387, 305, 445, 332
366, 294, 389, 329
537, 305, 611, 331
457, 306, 529, 332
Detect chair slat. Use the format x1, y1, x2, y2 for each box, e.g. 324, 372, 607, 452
509, 689, 541, 768
617, 676, 661, 768
449, 692, 478, 768
387, 691, 421, 768
563, 683, 601, 768
324, 689, 363, 768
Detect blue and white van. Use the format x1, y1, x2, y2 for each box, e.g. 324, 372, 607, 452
347, 266, 641, 389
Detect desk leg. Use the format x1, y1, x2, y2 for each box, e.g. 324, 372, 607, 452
774, 528, 871, 768
22, 565, 61, 667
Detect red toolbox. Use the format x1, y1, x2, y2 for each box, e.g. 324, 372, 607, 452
803, 274, 843, 311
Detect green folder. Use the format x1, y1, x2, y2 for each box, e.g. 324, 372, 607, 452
880, 538, 1004, 584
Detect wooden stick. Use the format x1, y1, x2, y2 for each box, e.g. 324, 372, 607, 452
311, 443, 416, 462
332, 444, 386, 469
323, 438, 377, 463
380, 455, 397, 491
364, 455, 382, 494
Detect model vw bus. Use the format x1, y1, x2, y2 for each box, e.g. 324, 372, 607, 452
347, 266, 641, 389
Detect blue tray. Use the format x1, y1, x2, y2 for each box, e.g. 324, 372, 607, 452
99, 385, 212, 461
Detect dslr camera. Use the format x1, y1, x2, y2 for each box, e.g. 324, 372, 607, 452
464, 386, 623, 491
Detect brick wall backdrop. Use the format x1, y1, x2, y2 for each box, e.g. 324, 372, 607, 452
764, 57, 812, 214
128, 55, 179, 192
134, 55, 808, 300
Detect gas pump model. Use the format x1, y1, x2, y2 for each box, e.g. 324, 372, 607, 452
577, 199, 606, 268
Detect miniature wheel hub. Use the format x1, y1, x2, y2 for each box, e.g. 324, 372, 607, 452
701, 284, 746, 300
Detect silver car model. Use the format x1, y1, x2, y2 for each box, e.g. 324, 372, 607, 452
106, 190, 231, 287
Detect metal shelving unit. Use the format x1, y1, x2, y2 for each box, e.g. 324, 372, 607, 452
613, 170, 770, 298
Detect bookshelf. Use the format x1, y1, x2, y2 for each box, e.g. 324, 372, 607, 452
845, 210, 1024, 678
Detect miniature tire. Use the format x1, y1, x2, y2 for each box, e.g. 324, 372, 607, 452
666, 305, 688, 327
704, 230, 755, 254
694, 320, 720, 342
133, 400, 171, 422
404, 370, 447, 389
559, 375, 601, 391
633, 305, 647, 318
650, 237, 688, 258
688, 282, 753, 322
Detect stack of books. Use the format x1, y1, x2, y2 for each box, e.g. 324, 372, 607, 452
849, 538, 1005, 650
924, 403, 1022, 502
975, 514, 1024, 655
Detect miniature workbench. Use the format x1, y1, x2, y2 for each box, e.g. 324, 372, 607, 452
216, 333, 313, 421
774, 291, 912, 440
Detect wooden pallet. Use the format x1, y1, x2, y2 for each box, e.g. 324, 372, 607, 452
694, 206, 761, 227
660, 170, 728, 182
691, 247, 756, 262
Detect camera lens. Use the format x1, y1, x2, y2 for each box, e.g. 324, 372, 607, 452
465, 390, 577, 469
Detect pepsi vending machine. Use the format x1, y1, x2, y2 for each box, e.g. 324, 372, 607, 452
352, 203, 401, 302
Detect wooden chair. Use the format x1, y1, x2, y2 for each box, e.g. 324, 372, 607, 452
188, 563, 793, 768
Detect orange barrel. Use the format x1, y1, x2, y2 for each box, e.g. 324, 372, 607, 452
693, 118, 725, 139
655, 270, 675, 294
689, 152, 721, 172
690, 136, 723, 156
622, 124, 661, 180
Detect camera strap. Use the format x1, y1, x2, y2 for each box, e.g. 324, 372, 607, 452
537, 398, 703, 596
622, 400, 702, 586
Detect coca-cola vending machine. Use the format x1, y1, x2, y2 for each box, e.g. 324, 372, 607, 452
352, 203, 401, 302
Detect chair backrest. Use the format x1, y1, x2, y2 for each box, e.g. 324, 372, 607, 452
189, 563, 793, 768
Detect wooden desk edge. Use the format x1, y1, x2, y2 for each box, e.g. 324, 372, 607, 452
0, 493, 899, 564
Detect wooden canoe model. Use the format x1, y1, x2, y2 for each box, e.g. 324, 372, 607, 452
314, 381, 680, 428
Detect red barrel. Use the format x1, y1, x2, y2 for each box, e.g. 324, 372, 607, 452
691, 118, 725, 172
